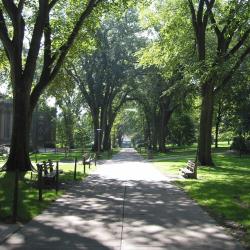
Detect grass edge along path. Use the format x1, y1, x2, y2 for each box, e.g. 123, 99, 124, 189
137, 145, 250, 249
0, 148, 120, 223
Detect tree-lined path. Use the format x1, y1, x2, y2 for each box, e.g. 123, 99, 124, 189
0, 149, 243, 250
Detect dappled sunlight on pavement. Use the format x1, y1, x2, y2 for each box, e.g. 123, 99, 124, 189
0, 148, 243, 249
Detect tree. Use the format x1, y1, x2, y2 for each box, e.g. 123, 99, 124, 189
67, 10, 143, 151
213, 98, 223, 149
187, 0, 250, 165
220, 60, 250, 138
131, 66, 193, 152
0, 0, 136, 171
49, 71, 82, 149
113, 104, 142, 147
168, 113, 196, 146
137, 1, 197, 152
138, 0, 250, 164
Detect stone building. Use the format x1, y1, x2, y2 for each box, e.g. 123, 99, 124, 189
0, 96, 56, 149
31, 107, 56, 149
0, 97, 12, 145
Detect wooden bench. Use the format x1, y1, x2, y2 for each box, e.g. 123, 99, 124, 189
32, 160, 62, 186
82, 153, 96, 169
179, 160, 197, 179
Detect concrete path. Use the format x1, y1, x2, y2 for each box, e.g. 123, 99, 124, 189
0, 148, 243, 250
0, 224, 19, 245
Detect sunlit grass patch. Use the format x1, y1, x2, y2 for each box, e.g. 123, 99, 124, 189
0, 163, 91, 222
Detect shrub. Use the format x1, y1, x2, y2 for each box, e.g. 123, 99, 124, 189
230, 136, 247, 153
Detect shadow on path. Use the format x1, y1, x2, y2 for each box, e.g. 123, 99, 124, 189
0, 149, 243, 250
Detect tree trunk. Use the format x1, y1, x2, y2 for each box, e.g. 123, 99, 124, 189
92, 110, 100, 152
158, 104, 172, 153
144, 119, 152, 149
152, 134, 157, 151
158, 122, 167, 153
103, 125, 112, 151
5, 90, 33, 171
198, 82, 214, 165
117, 131, 122, 147
215, 120, 219, 149
151, 115, 158, 151
214, 101, 222, 149
112, 128, 116, 148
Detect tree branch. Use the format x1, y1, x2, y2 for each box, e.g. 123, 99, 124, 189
113, 92, 128, 115
43, 11, 52, 70
204, 0, 221, 38
67, 65, 93, 109
30, 0, 101, 110
225, 28, 250, 60
197, 0, 205, 24
0, 9, 13, 59
187, 0, 198, 35
215, 46, 250, 93
2, 0, 18, 24
2, 0, 25, 71
49, 0, 101, 82
23, 0, 47, 87
17, 0, 25, 13
203, 0, 215, 28
49, 0, 60, 11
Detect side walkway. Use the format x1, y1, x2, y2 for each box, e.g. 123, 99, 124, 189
0, 148, 243, 250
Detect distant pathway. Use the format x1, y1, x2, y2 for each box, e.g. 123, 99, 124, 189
0, 148, 243, 250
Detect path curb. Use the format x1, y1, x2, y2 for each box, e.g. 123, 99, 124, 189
0, 224, 20, 244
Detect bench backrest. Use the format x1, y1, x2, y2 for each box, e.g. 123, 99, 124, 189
187, 160, 195, 166
83, 153, 96, 159
188, 160, 197, 178
186, 160, 196, 171
83, 153, 90, 158
37, 160, 55, 175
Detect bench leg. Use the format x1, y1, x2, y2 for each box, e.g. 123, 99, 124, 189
83, 163, 86, 175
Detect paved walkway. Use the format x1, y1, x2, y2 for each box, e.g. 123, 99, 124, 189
0, 149, 243, 250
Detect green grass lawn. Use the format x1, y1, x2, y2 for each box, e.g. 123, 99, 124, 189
0, 148, 119, 223
138, 143, 250, 248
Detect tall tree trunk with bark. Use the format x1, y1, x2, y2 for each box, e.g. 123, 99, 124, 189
146, 120, 152, 149
151, 113, 158, 151
5, 88, 32, 171
92, 109, 100, 152
189, 0, 250, 165
214, 101, 222, 149
0, 0, 102, 171
158, 102, 172, 153
158, 116, 167, 153
198, 82, 214, 165
103, 125, 112, 151
188, 0, 215, 165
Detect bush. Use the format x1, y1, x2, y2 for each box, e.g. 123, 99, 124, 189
44, 142, 56, 148
230, 136, 247, 153
246, 138, 250, 152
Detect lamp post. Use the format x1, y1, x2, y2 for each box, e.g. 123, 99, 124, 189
97, 128, 102, 157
